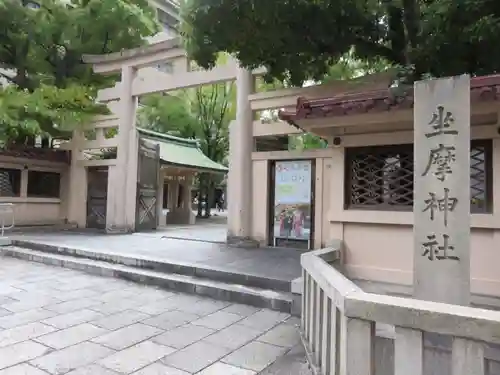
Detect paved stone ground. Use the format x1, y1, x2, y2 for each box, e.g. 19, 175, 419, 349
0, 258, 311, 375
156, 223, 228, 243
160, 210, 227, 242
11, 233, 302, 282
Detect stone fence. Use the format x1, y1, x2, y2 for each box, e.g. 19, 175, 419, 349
301, 246, 500, 375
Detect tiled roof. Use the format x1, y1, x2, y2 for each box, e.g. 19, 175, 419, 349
137, 128, 228, 173
279, 74, 500, 123
0, 147, 70, 164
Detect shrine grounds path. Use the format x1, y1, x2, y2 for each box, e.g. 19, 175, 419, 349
0, 257, 311, 375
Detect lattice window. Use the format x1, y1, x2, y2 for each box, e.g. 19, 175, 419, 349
345, 141, 492, 212
346, 145, 414, 210
0, 168, 21, 197
470, 141, 492, 213
27, 171, 61, 198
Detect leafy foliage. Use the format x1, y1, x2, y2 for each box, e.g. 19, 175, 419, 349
0, 0, 159, 143
321, 50, 391, 83
182, 0, 500, 85
289, 133, 328, 151
0, 84, 107, 141
138, 94, 200, 138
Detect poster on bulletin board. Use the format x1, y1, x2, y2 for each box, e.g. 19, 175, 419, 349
273, 160, 312, 245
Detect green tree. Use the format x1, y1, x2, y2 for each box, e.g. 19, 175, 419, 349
289, 132, 328, 151
0, 0, 158, 144
138, 94, 200, 138
322, 49, 391, 83
181, 0, 500, 86
193, 84, 233, 217
138, 83, 234, 217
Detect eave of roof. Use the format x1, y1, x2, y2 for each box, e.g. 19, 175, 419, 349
279, 74, 500, 123
137, 127, 228, 173
137, 127, 199, 147
0, 147, 70, 164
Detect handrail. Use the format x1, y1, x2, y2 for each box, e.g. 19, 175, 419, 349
301, 247, 500, 344
301, 245, 499, 375
0, 203, 15, 237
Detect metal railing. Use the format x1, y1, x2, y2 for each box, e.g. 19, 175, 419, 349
301, 245, 500, 375
0, 203, 15, 237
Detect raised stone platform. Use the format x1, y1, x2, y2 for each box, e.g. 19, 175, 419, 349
2, 233, 303, 314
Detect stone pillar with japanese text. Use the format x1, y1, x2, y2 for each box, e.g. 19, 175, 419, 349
413, 75, 471, 306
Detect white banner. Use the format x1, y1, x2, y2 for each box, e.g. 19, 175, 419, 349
274, 160, 312, 205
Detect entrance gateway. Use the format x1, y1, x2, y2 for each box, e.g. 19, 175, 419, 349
82, 37, 329, 244
82, 38, 263, 241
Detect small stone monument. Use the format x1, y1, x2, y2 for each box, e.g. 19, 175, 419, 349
413, 75, 471, 306
0, 203, 14, 246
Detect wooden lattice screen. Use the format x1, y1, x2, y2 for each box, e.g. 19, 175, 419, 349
345, 140, 492, 213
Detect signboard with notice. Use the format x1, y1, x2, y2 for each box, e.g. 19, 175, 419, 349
272, 160, 313, 248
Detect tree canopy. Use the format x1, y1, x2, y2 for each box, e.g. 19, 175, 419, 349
0, 0, 158, 143
182, 0, 500, 86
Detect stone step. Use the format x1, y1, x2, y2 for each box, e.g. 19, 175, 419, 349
12, 239, 292, 292
1, 246, 293, 313
7, 223, 78, 233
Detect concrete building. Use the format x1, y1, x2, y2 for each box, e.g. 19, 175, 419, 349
150, 0, 180, 37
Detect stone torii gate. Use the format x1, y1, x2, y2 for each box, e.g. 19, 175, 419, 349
82, 37, 262, 242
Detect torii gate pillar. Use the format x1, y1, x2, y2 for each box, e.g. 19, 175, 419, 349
106, 66, 140, 232
227, 67, 259, 247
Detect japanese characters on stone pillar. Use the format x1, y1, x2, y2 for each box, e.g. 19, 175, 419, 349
414, 75, 471, 306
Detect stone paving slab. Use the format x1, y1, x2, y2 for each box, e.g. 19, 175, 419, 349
222, 341, 288, 372
0, 363, 50, 375
0, 322, 56, 348
0, 257, 310, 374
198, 362, 256, 375
157, 224, 228, 243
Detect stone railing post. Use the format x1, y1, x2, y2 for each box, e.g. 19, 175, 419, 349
339, 317, 375, 375
452, 338, 485, 375
395, 327, 423, 375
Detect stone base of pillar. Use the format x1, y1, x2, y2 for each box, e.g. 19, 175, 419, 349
226, 235, 260, 248
105, 226, 133, 235
0, 237, 12, 246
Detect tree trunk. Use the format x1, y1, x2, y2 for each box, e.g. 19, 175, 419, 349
204, 177, 215, 218
197, 174, 205, 217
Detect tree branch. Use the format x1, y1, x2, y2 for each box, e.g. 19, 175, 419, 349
352, 37, 404, 65
0, 71, 15, 85
101, 31, 110, 54
215, 83, 230, 135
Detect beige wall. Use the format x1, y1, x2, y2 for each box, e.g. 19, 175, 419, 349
251, 123, 500, 298
0, 157, 69, 226
333, 127, 500, 298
